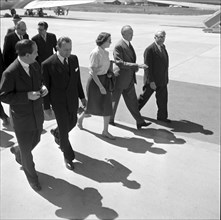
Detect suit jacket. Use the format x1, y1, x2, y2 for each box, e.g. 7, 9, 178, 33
113, 39, 138, 90
3, 32, 29, 68
6, 26, 15, 35
144, 42, 169, 86
42, 54, 85, 114
32, 32, 57, 64
0, 59, 44, 131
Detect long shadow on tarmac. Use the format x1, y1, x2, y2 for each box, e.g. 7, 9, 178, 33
114, 124, 186, 145
74, 152, 141, 189
0, 130, 14, 148
84, 128, 167, 154
143, 117, 213, 135
37, 172, 118, 220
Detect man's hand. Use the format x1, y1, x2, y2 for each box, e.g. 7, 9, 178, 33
100, 87, 107, 95
150, 82, 157, 90
81, 98, 87, 108
138, 64, 148, 69
40, 85, 48, 97
27, 91, 41, 100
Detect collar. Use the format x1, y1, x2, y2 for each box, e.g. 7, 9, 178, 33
18, 56, 29, 68
122, 38, 130, 46
56, 52, 68, 64
15, 31, 21, 39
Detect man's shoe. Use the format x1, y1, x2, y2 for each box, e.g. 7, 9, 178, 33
157, 118, 171, 123
109, 121, 116, 126
137, 121, 151, 130
29, 182, 42, 191
10, 146, 22, 165
64, 159, 75, 170
2, 117, 10, 126
50, 129, 60, 145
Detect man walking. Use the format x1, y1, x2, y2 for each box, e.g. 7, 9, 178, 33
0, 39, 48, 191
138, 30, 171, 123
110, 25, 150, 129
42, 37, 86, 170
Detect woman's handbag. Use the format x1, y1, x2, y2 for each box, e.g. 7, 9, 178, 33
106, 60, 117, 92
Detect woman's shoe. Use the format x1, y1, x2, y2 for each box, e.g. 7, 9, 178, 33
102, 131, 116, 140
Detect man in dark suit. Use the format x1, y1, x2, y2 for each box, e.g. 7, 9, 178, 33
138, 30, 171, 123
0, 48, 10, 126
42, 37, 86, 170
0, 40, 48, 191
3, 21, 29, 68
32, 21, 57, 64
110, 25, 150, 130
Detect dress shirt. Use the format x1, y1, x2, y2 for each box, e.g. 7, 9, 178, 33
122, 37, 130, 47
18, 57, 30, 76
57, 52, 68, 64
155, 42, 163, 52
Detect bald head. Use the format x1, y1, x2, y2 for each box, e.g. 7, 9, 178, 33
121, 25, 133, 42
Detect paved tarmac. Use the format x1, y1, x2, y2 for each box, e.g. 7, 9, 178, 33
0, 9, 220, 219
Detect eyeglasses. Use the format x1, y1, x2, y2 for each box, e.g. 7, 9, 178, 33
156, 35, 165, 39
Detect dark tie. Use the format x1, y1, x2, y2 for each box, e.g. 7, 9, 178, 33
63, 58, 69, 73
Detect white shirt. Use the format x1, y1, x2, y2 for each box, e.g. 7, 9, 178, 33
18, 57, 30, 76
89, 46, 110, 76
57, 52, 68, 64
122, 37, 130, 47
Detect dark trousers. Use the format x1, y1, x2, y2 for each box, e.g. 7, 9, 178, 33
53, 108, 77, 162
110, 80, 144, 124
138, 84, 168, 120
14, 130, 41, 184
0, 102, 8, 119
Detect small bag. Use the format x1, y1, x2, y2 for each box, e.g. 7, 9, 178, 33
106, 60, 116, 92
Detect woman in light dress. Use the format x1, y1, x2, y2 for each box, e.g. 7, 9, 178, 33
78, 32, 115, 140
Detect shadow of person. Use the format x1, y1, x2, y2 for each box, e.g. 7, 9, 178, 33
37, 172, 118, 220
74, 152, 141, 189
143, 117, 213, 135
84, 129, 166, 154
116, 124, 186, 145
0, 130, 14, 148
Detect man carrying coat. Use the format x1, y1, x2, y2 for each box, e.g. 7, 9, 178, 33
42, 37, 86, 170
0, 39, 48, 191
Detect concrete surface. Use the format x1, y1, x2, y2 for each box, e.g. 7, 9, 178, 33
0, 9, 220, 220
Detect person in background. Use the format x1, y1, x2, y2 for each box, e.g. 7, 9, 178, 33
32, 21, 57, 65
0, 39, 48, 191
0, 48, 10, 126
42, 37, 86, 171
138, 30, 171, 123
77, 32, 115, 140
110, 25, 151, 130
3, 21, 29, 68
6, 14, 22, 35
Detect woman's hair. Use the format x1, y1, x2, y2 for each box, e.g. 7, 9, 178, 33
96, 32, 111, 46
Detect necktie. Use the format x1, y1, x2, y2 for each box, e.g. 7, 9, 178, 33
20, 35, 23, 40
63, 58, 69, 73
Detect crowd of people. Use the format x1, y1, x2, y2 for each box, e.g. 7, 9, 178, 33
0, 15, 170, 191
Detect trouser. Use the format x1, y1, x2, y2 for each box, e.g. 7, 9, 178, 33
53, 109, 77, 162
138, 84, 168, 119
110, 81, 144, 124
0, 102, 8, 119
14, 129, 41, 184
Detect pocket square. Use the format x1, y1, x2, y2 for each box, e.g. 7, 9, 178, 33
75, 67, 79, 71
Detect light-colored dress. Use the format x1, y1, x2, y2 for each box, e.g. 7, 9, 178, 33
85, 46, 113, 116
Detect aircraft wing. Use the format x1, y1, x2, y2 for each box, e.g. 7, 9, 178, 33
24, 0, 94, 9
147, 0, 220, 10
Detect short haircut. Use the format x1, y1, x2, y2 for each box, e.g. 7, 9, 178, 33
38, 21, 48, 30
154, 30, 166, 37
121, 25, 132, 35
96, 32, 111, 46
15, 39, 35, 57
15, 21, 26, 30
57, 37, 72, 48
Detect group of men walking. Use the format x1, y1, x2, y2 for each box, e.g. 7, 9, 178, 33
0, 15, 170, 191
